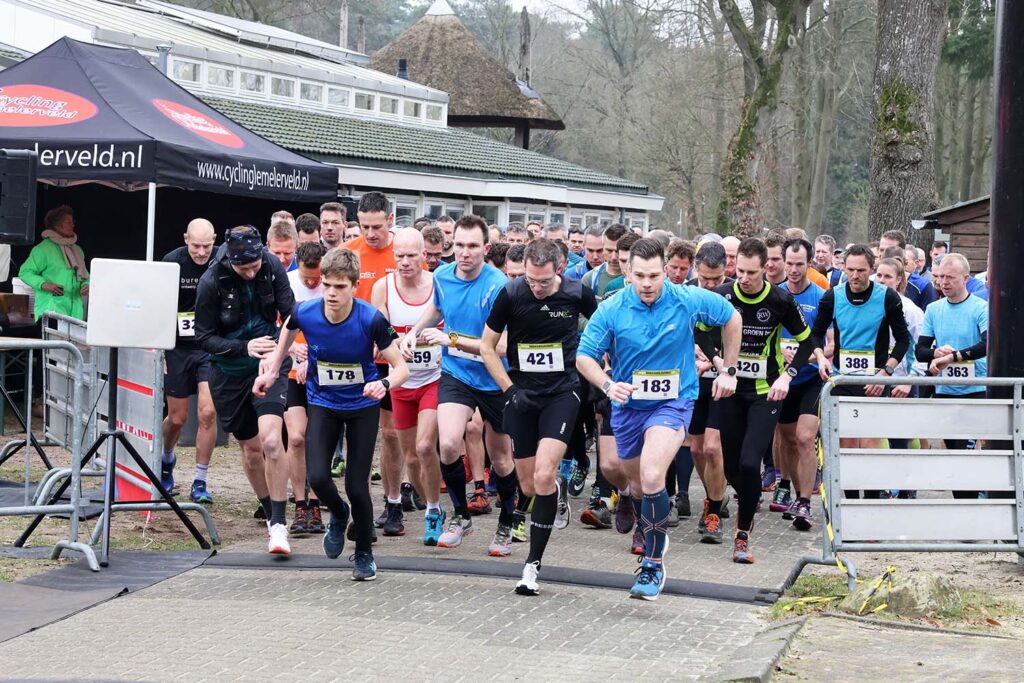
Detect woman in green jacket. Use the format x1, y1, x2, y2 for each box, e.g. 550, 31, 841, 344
19, 205, 90, 321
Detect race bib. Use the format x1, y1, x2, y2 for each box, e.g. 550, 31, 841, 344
631, 370, 680, 401
780, 338, 799, 356
517, 343, 564, 373
736, 353, 768, 380
177, 312, 196, 337
944, 361, 976, 379
839, 350, 875, 375
447, 333, 484, 363
317, 362, 364, 386
408, 345, 441, 371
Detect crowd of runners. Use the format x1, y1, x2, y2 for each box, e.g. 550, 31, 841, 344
158, 197, 988, 600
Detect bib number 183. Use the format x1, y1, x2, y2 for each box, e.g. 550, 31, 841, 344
631, 370, 680, 401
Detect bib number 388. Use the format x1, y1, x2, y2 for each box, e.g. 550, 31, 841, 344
631, 370, 680, 401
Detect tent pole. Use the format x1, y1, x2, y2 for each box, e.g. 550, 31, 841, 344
146, 182, 156, 261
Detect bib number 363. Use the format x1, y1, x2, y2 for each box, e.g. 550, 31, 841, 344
318, 363, 363, 386
631, 370, 680, 401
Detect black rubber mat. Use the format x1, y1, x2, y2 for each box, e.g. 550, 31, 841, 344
20, 550, 213, 593
204, 552, 779, 605
0, 479, 104, 520
0, 583, 125, 643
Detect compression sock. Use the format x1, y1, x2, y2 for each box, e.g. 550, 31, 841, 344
494, 469, 519, 526
708, 498, 723, 517
631, 495, 642, 521
474, 479, 486, 491
676, 447, 694, 497
641, 489, 671, 563
779, 479, 791, 493
441, 458, 469, 518
270, 499, 287, 527
259, 496, 272, 520
526, 492, 556, 565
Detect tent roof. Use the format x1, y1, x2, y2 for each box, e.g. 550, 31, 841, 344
0, 37, 336, 200
368, 2, 564, 130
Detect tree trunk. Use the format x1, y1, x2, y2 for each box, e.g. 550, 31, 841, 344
958, 79, 977, 201
867, 0, 948, 242
716, 0, 808, 236
933, 65, 948, 202
789, 27, 812, 231
969, 76, 991, 198
805, 0, 844, 234
710, 2, 728, 218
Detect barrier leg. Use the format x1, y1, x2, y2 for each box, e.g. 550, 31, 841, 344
52, 540, 100, 572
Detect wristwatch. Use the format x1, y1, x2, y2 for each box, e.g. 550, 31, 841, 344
785, 366, 799, 378
380, 378, 391, 392
601, 379, 613, 395
448, 331, 459, 348
724, 366, 737, 377
882, 365, 895, 376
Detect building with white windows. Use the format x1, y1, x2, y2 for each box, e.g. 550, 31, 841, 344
0, 0, 663, 231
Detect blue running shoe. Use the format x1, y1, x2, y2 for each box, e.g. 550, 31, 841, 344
189, 479, 213, 504
558, 457, 576, 483
629, 560, 666, 600
323, 505, 349, 560
160, 454, 176, 494
423, 507, 446, 546
761, 466, 777, 492
351, 551, 377, 581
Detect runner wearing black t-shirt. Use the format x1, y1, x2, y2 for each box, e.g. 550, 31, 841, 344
696, 238, 813, 565
159, 219, 219, 504
480, 239, 598, 596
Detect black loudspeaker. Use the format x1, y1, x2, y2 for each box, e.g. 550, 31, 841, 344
0, 149, 37, 245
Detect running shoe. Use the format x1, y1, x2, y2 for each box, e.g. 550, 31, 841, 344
307, 505, 325, 534
412, 489, 427, 511
733, 530, 754, 564
697, 498, 709, 534
667, 501, 680, 527
346, 521, 378, 544
189, 479, 213, 505
438, 516, 473, 548
554, 473, 570, 530
268, 522, 291, 555
330, 455, 345, 477
323, 507, 349, 559
289, 505, 309, 535
615, 496, 636, 534
814, 467, 823, 495
792, 500, 813, 531
720, 497, 731, 519
676, 494, 691, 519
769, 487, 792, 513
484, 468, 498, 497
511, 510, 528, 542
581, 496, 612, 529
370, 468, 382, 482
558, 456, 575, 484
382, 502, 405, 537
423, 507, 446, 546
761, 466, 778, 492
489, 522, 514, 556
630, 525, 645, 555
700, 513, 723, 544
629, 558, 666, 601
781, 499, 797, 521
467, 487, 492, 515
401, 483, 418, 512
253, 499, 267, 520
375, 500, 388, 529
160, 454, 176, 494
514, 561, 541, 596
351, 551, 377, 581
569, 456, 589, 497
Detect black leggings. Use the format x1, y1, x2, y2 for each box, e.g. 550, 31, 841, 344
718, 393, 782, 531
306, 404, 380, 552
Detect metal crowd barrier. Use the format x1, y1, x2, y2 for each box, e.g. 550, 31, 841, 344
787, 375, 1024, 591
0, 338, 98, 570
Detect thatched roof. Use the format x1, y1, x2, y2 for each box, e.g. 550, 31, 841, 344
369, 0, 564, 131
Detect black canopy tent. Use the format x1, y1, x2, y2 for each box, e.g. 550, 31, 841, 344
0, 38, 338, 258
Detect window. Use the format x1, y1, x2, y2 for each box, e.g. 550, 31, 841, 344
585, 214, 600, 228
474, 204, 499, 225
328, 87, 350, 108
426, 104, 443, 121
599, 217, 613, 228
172, 59, 200, 83
446, 203, 465, 221
528, 212, 546, 224
631, 217, 647, 231
300, 82, 323, 103
394, 203, 417, 227
549, 212, 566, 225
207, 65, 234, 88
404, 100, 422, 118
271, 77, 295, 98
355, 93, 375, 111
508, 211, 526, 227
569, 216, 583, 231
240, 71, 266, 94
425, 203, 444, 220
379, 96, 399, 115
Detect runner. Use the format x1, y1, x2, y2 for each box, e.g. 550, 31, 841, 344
422, 226, 446, 272
581, 223, 628, 301
255, 248, 409, 581
400, 215, 520, 556
160, 219, 218, 504
436, 215, 457, 263
721, 235, 740, 278
480, 238, 598, 595
697, 238, 815, 564
773, 239, 827, 531
283, 241, 328, 535
370, 228, 446, 545
319, 202, 346, 250
578, 238, 741, 600
195, 225, 296, 554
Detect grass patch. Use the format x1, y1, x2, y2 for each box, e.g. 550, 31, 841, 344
938, 588, 1022, 626
771, 573, 849, 619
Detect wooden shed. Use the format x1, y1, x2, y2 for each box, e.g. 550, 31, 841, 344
920, 195, 990, 273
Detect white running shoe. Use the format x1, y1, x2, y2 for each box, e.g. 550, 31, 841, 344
554, 474, 570, 530
514, 561, 541, 596
268, 522, 291, 555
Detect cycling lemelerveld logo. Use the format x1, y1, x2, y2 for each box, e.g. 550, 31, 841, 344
152, 98, 244, 148
0, 84, 98, 126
